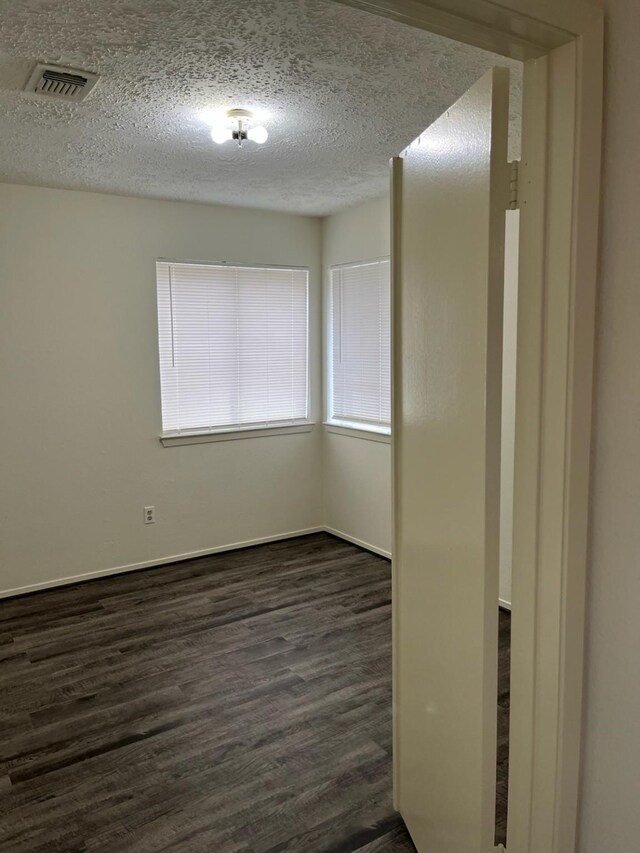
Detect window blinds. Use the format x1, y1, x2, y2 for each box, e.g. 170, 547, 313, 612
156, 261, 309, 435
329, 258, 391, 432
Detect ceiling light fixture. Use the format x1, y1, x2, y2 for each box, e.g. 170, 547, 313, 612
208, 108, 268, 148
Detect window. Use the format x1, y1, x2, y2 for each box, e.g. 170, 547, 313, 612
156, 261, 309, 436
328, 258, 391, 433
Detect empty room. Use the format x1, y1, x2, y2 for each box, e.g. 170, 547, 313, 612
1, 1, 628, 852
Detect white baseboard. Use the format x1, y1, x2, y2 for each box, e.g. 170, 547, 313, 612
323, 526, 392, 559
0, 527, 512, 605
0, 528, 510, 601
0, 527, 324, 599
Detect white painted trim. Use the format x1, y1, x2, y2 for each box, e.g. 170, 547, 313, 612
0, 526, 394, 600
333, 0, 602, 59
324, 424, 391, 443
390, 157, 401, 814
330, 256, 390, 271
499, 598, 512, 611
323, 526, 392, 559
156, 258, 310, 273
160, 423, 314, 447
0, 527, 324, 599
509, 21, 602, 853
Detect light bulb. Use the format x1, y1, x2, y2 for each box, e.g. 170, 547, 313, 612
210, 125, 232, 144
247, 125, 268, 144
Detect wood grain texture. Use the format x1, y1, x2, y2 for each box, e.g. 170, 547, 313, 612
0, 533, 508, 851
496, 607, 511, 847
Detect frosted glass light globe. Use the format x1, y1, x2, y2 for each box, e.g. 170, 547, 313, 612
247, 125, 268, 144
211, 126, 232, 144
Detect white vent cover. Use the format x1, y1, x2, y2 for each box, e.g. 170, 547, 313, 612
25, 64, 99, 101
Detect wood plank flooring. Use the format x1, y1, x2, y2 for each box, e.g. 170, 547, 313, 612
496, 607, 511, 848
0, 533, 509, 852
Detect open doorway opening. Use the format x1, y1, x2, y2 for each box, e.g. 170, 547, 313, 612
0, 0, 541, 851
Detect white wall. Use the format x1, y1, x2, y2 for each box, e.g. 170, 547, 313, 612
578, 2, 640, 848
0, 184, 322, 596
321, 195, 393, 556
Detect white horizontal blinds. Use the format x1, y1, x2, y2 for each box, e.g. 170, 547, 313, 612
330, 258, 391, 429
156, 262, 308, 434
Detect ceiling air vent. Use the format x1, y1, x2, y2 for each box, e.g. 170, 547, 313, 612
25, 64, 99, 102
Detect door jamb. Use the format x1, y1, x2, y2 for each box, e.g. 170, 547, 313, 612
333, 2, 604, 851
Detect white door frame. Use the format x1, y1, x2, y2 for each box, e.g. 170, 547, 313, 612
333, 2, 604, 851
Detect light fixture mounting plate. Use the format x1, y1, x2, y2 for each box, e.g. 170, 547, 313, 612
226, 108, 253, 121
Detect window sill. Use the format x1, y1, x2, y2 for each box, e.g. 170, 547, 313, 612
324, 423, 391, 444
160, 423, 315, 447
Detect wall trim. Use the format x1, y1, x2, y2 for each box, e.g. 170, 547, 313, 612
161, 423, 314, 447
0, 527, 324, 600
323, 526, 392, 559
0, 524, 502, 606
0, 526, 392, 599
324, 424, 391, 444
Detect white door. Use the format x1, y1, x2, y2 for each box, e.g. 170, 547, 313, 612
392, 67, 510, 852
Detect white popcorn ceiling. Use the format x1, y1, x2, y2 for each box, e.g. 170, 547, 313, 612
0, 0, 521, 216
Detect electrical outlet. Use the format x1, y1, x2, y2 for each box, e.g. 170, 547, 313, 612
144, 506, 155, 524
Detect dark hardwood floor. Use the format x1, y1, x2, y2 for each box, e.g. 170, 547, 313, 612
0, 533, 509, 852
496, 607, 511, 848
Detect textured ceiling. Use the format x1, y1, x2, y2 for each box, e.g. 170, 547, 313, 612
0, 0, 521, 216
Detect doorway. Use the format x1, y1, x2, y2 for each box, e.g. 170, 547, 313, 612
335, 1, 603, 850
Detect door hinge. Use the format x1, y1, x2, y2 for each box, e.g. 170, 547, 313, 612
507, 159, 520, 210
